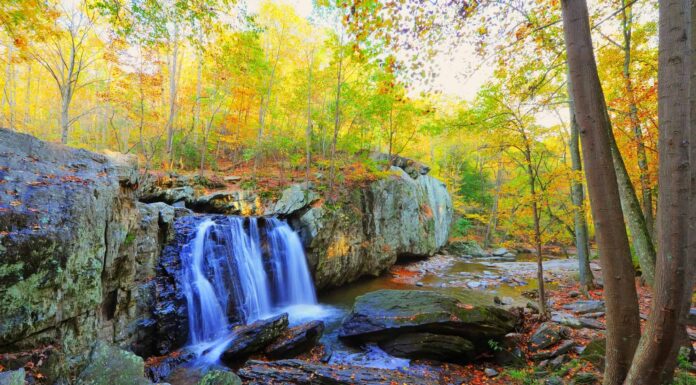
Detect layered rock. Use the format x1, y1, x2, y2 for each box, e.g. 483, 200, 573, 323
338, 290, 517, 362
0, 129, 184, 375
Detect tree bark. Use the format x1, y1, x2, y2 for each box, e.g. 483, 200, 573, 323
608, 126, 656, 285
484, 159, 504, 248
625, 0, 693, 383
306, 50, 313, 192
165, 26, 180, 167
328, 43, 343, 198
561, 1, 641, 384
523, 140, 546, 315
567, 72, 594, 291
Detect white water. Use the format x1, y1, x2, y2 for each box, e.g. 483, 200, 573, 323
179, 216, 322, 363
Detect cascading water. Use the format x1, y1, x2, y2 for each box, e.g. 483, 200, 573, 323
178, 215, 321, 363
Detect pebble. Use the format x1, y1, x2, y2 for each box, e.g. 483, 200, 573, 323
484, 368, 499, 377
415, 282, 424, 287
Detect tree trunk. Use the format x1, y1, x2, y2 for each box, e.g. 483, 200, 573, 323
484, 159, 504, 248
524, 143, 546, 315
305, 52, 313, 191
561, 1, 641, 384
625, 0, 693, 382
567, 72, 594, 291
608, 126, 656, 285
166, 26, 180, 167
621, 0, 655, 239
328, 46, 343, 197
23, 63, 31, 130
60, 86, 71, 144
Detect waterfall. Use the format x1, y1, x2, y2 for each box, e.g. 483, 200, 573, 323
179, 216, 319, 360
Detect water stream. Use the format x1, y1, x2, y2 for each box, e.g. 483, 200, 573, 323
179, 216, 324, 363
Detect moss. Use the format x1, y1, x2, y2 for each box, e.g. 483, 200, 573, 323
123, 232, 137, 247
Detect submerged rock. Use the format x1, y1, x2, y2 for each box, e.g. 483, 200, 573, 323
264, 320, 324, 359
220, 313, 289, 364
76, 341, 152, 385
238, 359, 439, 385
0, 369, 24, 385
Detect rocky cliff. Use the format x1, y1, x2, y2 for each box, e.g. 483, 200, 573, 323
285, 167, 452, 289
0, 129, 186, 375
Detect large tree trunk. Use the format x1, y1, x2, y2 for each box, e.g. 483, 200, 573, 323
625, 0, 693, 383
608, 127, 656, 285
561, 1, 641, 384
567, 73, 594, 291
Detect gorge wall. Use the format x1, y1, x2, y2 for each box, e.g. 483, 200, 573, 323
0, 128, 452, 379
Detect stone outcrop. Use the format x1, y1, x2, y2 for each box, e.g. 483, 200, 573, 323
290, 167, 452, 289
338, 290, 517, 363
0, 129, 185, 377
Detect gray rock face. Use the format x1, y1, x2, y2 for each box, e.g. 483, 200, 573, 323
264, 320, 324, 359
528, 322, 571, 352
220, 313, 289, 364
292, 168, 453, 289
379, 332, 475, 361
0, 129, 182, 373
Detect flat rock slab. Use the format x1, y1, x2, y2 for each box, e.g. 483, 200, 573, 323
379, 332, 475, 362
562, 300, 605, 314
528, 322, 571, 352
338, 290, 517, 343
238, 359, 439, 385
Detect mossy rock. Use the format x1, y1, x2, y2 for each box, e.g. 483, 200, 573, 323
579, 338, 605, 371
339, 290, 517, 343
76, 341, 151, 385
197, 370, 242, 385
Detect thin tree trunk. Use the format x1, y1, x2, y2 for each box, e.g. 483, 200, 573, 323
621, 0, 655, 239
328, 44, 344, 197
524, 143, 546, 315
193, 44, 203, 145
608, 126, 656, 285
23, 63, 31, 130
484, 160, 503, 248
165, 26, 180, 167
567, 72, 594, 291
305, 51, 313, 191
561, 1, 641, 384
625, 0, 693, 382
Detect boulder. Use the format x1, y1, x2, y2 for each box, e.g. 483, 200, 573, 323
551, 312, 605, 330
267, 184, 318, 215
444, 240, 488, 258
264, 320, 324, 359
492, 248, 509, 256
197, 370, 242, 385
528, 322, 571, 352
0, 369, 24, 385
220, 313, 289, 363
379, 332, 475, 361
189, 190, 261, 215
339, 290, 517, 357
238, 359, 439, 385
76, 341, 152, 385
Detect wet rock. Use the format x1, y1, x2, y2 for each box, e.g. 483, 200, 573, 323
379, 332, 475, 362
0, 369, 24, 385
562, 300, 605, 314
264, 320, 324, 359
197, 370, 242, 385
76, 341, 152, 385
146, 349, 196, 383
484, 368, 499, 377
528, 323, 570, 352
238, 359, 439, 385
579, 338, 605, 371
221, 313, 289, 364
